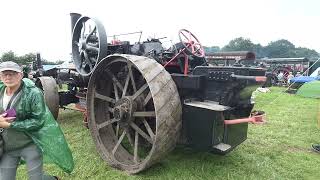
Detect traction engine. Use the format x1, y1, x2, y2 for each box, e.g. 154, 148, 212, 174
42, 13, 267, 174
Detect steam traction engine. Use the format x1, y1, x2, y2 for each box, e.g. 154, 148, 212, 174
62, 13, 267, 174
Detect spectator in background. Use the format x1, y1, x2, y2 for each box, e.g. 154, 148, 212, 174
277, 71, 285, 85
287, 72, 294, 85
295, 72, 302, 77
277, 71, 284, 81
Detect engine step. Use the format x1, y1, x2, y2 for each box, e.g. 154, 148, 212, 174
213, 143, 231, 152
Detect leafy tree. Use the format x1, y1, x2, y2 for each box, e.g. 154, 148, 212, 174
222, 37, 255, 51
0, 51, 35, 65
252, 44, 266, 58
265, 39, 295, 58
1, 51, 17, 63
17, 53, 36, 65
264, 39, 319, 59
1, 51, 64, 66
293, 47, 319, 59
221, 37, 268, 58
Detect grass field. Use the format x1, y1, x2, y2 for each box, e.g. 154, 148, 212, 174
17, 87, 320, 180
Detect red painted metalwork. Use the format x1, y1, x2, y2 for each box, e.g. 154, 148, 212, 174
183, 51, 189, 75
255, 76, 267, 82
74, 103, 88, 128
74, 93, 88, 128
164, 47, 186, 67
179, 29, 205, 58
224, 112, 266, 125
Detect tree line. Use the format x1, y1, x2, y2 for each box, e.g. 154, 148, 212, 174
0, 51, 63, 65
204, 37, 320, 60
1, 37, 319, 65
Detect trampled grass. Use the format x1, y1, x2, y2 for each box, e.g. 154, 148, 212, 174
16, 87, 320, 180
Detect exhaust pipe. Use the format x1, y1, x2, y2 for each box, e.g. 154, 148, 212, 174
70, 13, 82, 35
34, 53, 43, 76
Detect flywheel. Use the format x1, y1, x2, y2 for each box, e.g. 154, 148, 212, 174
72, 16, 108, 76
86, 54, 182, 174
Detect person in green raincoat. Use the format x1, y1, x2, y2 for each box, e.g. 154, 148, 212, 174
0, 61, 74, 180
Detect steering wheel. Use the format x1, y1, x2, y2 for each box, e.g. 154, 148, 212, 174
178, 29, 205, 58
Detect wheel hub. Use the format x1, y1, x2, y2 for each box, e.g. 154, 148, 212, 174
113, 97, 135, 127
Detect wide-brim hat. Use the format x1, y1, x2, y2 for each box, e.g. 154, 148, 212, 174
0, 61, 22, 73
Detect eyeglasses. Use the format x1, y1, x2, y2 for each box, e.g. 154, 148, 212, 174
0, 72, 19, 77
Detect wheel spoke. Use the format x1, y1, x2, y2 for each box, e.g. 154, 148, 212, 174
112, 131, 126, 155
194, 48, 201, 55
79, 50, 85, 68
87, 42, 99, 48
143, 91, 152, 106
191, 44, 195, 54
125, 128, 134, 146
105, 69, 124, 91
83, 51, 93, 71
190, 36, 197, 43
86, 26, 97, 43
86, 44, 99, 52
194, 43, 202, 52
132, 83, 148, 100
128, 64, 137, 92
181, 31, 188, 42
81, 21, 86, 39
188, 31, 192, 43
90, 57, 97, 63
122, 72, 130, 97
83, 50, 89, 61
200, 48, 204, 55
81, 60, 86, 69
133, 111, 156, 117
97, 118, 118, 129
115, 122, 119, 137
142, 119, 155, 139
95, 91, 116, 103
130, 122, 153, 144
133, 131, 139, 163
113, 83, 120, 101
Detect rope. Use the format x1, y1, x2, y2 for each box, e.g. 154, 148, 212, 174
318, 102, 320, 128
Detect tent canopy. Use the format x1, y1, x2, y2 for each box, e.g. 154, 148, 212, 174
296, 80, 320, 98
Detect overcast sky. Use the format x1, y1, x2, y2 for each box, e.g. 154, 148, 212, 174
0, 0, 319, 61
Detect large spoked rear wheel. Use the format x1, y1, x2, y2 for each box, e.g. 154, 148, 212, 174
87, 54, 182, 174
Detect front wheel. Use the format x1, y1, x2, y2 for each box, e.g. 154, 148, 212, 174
35, 77, 59, 119
87, 54, 182, 174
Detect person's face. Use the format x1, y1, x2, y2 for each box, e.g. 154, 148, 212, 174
0, 70, 23, 88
